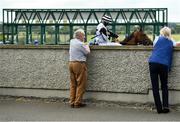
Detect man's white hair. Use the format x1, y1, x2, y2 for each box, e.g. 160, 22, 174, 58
73, 28, 85, 38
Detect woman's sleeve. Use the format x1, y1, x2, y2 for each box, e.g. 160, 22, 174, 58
153, 36, 159, 47
172, 40, 177, 47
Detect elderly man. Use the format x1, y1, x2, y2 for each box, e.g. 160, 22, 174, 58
69, 29, 90, 108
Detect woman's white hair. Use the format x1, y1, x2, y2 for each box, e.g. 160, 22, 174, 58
160, 26, 172, 40
73, 28, 85, 38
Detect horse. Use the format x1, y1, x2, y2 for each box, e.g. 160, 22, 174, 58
120, 29, 153, 45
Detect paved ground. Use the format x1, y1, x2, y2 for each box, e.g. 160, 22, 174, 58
0, 97, 180, 121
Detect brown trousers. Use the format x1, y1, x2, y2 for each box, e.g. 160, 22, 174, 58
69, 61, 87, 106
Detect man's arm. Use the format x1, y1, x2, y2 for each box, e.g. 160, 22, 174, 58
107, 30, 119, 38
99, 28, 107, 36
79, 43, 90, 55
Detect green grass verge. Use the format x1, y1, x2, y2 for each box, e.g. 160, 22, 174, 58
1, 34, 180, 44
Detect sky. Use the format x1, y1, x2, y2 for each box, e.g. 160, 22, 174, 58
0, 0, 180, 22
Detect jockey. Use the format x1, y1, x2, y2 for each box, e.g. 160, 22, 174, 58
93, 15, 119, 45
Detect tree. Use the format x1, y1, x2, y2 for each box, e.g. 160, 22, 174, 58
175, 24, 180, 34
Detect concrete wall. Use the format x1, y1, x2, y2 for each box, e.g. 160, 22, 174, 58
0, 45, 180, 104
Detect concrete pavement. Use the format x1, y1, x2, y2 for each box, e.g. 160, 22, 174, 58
0, 97, 180, 121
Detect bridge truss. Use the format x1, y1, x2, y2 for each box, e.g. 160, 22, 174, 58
3, 8, 168, 44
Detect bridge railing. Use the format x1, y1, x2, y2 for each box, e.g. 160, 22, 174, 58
2, 8, 168, 45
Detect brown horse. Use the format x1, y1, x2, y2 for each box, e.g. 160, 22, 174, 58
120, 29, 153, 45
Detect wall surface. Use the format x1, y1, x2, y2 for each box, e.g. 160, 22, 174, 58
0, 45, 180, 104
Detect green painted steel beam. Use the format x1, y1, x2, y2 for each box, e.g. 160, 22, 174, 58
2, 8, 168, 45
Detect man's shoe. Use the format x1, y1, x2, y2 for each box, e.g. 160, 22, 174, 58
74, 103, 86, 108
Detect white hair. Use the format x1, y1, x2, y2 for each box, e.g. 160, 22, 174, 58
160, 26, 172, 40
73, 28, 85, 38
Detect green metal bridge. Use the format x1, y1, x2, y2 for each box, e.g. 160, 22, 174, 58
2, 8, 168, 45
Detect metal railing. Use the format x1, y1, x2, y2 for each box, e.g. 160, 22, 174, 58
2, 8, 168, 45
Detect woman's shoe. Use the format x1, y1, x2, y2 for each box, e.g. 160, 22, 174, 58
157, 110, 163, 114
162, 108, 170, 113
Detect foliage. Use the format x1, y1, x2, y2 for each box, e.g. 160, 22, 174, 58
169, 23, 180, 34
0, 22, 180, 44
59, 26, 69, 34
0, 34, 3, 41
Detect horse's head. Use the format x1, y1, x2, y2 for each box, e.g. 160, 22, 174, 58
136, 32, 153, 45
120, 30, 153, 45
120, 33, 135, 45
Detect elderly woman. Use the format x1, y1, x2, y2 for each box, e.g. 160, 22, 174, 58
148, 27, 177, 114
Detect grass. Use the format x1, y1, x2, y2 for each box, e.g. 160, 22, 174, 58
172, 34, 180, 42
1, 33, 180, 44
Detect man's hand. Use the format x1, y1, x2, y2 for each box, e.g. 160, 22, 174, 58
108, 30, 119, 38
84, 44, 90, 53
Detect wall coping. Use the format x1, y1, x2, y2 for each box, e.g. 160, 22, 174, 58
1, 45, 180, 51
